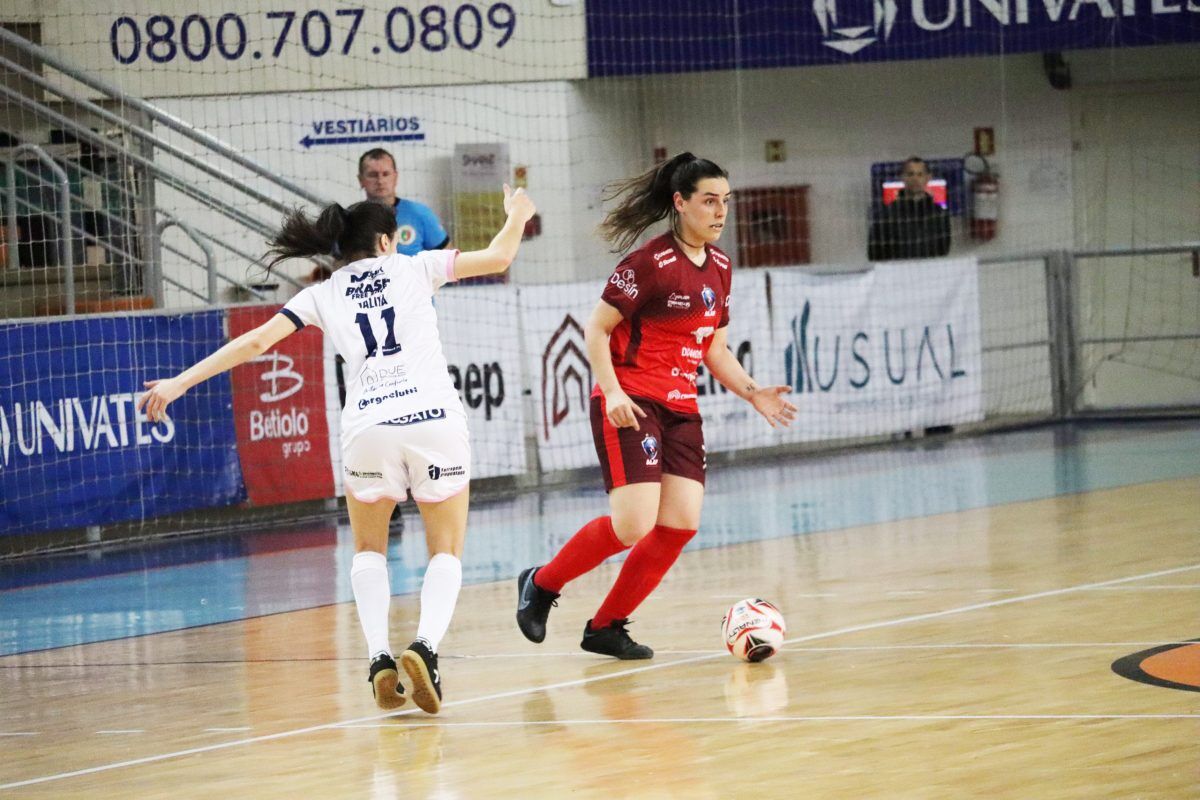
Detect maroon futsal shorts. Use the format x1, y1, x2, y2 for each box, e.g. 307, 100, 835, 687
590, 394, 706, 492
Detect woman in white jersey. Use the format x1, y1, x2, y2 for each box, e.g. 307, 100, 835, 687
137, 186, 536, 714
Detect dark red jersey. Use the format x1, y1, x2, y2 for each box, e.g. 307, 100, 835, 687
595, 232, 732, 414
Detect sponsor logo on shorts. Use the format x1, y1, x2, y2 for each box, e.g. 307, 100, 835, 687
381, 407, 446, 426
346, 468, 383, 479
427, 464, 466, 480
641, 434, 660, 466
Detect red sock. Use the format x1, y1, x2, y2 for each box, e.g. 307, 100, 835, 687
535, 516, 628, 594
591, 525, 696, 630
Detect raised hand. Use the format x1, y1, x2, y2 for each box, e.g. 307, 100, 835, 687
503, 183, 536, 223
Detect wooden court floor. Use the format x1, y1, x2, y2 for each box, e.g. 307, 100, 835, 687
2, 476, 1198, 798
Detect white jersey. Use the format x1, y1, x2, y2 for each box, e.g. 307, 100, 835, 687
281, 249, 463, 445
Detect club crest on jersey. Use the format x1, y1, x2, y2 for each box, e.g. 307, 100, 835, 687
397, 224, 417, 246
641, 434, 660, 466
701, 286, 717, 316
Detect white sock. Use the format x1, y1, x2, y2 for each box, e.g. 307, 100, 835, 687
415, 553, 463, 653
350, 551, 392, 660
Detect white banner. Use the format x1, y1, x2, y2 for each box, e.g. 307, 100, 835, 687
44, 1, 586, 98
696, 270, 779, 453
767, 258, 983, 441
518, 280, 599, 473
323, 332, 345, 497
438, 284, 527, 478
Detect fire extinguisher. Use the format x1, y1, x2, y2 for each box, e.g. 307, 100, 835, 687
968, 155, 999, 241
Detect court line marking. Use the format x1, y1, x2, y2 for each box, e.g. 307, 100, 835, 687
4, 640, 1188, 667
338, 713, 1197, 729
452, 641, 1200, 658
1080, 585, 1200, 591
3, 560, 1197, 791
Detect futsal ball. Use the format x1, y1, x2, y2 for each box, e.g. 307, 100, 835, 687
722, 598, 786, 662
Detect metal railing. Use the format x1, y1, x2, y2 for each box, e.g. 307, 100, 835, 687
0, 27, 334, 313
4, 145, 74, 313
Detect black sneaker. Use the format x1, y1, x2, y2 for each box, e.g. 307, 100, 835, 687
580, 618, 654, 660
516, 566, 559, 644
368, 653, 406, 711
401, 638, 442, 714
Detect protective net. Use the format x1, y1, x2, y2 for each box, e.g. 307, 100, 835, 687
1, 2, 1197, 553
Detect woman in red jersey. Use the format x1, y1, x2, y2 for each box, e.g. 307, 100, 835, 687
515, 152, 797, 658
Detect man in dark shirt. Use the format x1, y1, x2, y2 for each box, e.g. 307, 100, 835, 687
868, 157, 951, 261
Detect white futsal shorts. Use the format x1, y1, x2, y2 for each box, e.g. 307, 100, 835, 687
342, 409, 471, 504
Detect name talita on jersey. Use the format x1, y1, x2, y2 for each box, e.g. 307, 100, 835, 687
358, 294, 387, 309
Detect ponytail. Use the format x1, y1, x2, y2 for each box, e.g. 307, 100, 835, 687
596, 152, 727, 253
264, 201, 397, 272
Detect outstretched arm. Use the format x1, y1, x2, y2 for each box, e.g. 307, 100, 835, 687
702, 327, 797, 428
136, 314, 298, 422
453, 184, 537, 280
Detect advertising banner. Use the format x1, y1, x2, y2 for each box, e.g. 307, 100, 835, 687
588, 0, 1200, 76
767, 258, 984, 441
229, 306, 334, 505
518, 280, 600, 473
0, 311, 244, 536
438, 284, 527, 478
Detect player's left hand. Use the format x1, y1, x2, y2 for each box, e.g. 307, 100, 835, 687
749, 386, 797, 428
